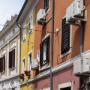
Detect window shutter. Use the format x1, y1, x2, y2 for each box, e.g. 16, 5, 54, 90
40, 43, 43, 66
61, 18, 70, 54
9, 51, 12, 68
46, 36, 50, 63
12, 49, 15, 67
3, 56, 5, 71
0, 58, 3, 72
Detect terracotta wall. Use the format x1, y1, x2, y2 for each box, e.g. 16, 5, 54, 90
34, 0, 90, 68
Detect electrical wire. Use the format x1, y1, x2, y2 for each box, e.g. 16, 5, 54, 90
0, 23, 56, 33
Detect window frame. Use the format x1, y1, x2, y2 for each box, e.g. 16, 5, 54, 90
9, 48, 16, 70
58, 82, 73, 90
60, 17, 72, 58
44, 0, 50, 13
22, 28, 26, 42
29, 12, 33, 35
40, 34, 50, 67
22, 57, 26, 73
28, 50, 32, 71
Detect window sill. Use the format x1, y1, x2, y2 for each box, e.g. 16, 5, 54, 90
1, 71, 5, 74
60, 49, 71, 58
39, 64, 50, 72
10, 67, 16, 71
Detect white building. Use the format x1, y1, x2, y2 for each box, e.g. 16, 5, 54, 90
0, 15, 20, 90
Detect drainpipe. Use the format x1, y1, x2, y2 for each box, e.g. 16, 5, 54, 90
50, 0, 55, 90
16, 23, 22, 76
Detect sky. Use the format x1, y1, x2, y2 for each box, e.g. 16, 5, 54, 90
0, 0, 25, 30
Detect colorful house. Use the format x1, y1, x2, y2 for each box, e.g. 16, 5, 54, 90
16, 0, 39, 90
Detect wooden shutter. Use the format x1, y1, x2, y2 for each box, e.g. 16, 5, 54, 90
12, 49, 15, 67
46, 36, 50, 63
3, 56, 5, 71
9, 51, 12, 68
40, 43, 43, 66
0, 58, 3, 72
61, 18, 70, 54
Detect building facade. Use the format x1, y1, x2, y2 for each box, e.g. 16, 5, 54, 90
0, 15, 20, 90
16, 0, 90, 90
16, 0, 39, 90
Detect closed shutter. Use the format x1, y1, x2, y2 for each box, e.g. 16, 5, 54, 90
44, 0, 49, 12
12, 49, 15, 67
40, 43, 43, 66
46, 36, 50, 63
61, 18, 70, 54
0, 58, 3, 72
9, 51, 12, 68
3, 56, 5, 71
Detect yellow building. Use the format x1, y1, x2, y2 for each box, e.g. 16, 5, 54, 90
16, 0, 38, 90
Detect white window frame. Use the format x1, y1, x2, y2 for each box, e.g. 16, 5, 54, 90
44, 0, 50, 14
58, 82, 73, 90
23, 29, 26, 42
28, 50, 32, 71
29, 11, 33, 35
43, 87, 50, 90
40, 33, 50, 70
22, 57, 26, 73
11, 42, 16, 69
2, 50, 6, 74
60, 17, 72, 58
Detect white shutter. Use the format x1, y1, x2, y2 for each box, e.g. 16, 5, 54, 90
23, 29, 26, 41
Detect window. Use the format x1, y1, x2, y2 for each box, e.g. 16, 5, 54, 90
9, 49, 15, 69
58, 82, 73, 90
29, 14, 33, 34
61, 87, 71, 90
0, 55, 5, 72
44, 0, 49, 12
22, 59, 25, 73
23, 29, 26, 42
40, 36, 50, 66
12, 88, 15, 90
61, 17, 71, 57
28, 53, 32, 70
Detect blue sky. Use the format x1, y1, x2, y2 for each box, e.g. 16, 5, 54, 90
0, 0, 25, 30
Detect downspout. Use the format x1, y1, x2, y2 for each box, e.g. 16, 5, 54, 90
16, 23, 22, 75
79, 0, 85, 89
50, 0, 55, 90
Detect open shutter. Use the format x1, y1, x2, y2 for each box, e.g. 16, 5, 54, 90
0, 58, 3, 72
3, 56, 5, 71
40, 43, 43, 66
46, 36, 50, 63
9, 51, 12, 68
61, 18, 70, 54
12, 49, 15, 67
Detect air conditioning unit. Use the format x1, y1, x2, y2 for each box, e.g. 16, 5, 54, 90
31, 59, 39, 70
74, 55, 90, 76
66, 0, 85, 24
36, 9, 46, 24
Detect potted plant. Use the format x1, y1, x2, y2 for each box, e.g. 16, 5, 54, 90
24, 70, 30, 76
19, 73, 24, 79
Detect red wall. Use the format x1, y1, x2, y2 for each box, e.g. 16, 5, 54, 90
33, 66, 79, 90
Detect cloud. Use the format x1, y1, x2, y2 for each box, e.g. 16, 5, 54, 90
0, 0, 25, 30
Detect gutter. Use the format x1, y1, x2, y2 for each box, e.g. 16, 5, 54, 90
16, 0, 29, 22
